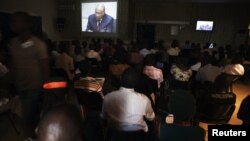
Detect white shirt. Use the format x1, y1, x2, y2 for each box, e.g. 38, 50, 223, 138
102, 87, 155, 132
191, 62, 201, 71
167, 47, 180, 56
223, 64, 245, 76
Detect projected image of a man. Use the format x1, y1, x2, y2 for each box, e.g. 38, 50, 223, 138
86, 4, 114, 32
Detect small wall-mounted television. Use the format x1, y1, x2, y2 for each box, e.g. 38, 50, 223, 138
196, 21, 214, 31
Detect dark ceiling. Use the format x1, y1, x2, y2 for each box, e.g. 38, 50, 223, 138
135, 0, 250, 3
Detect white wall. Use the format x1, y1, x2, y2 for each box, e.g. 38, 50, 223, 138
0, 0, 59, 40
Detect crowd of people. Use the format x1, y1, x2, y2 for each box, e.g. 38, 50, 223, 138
0, 11, 250, 141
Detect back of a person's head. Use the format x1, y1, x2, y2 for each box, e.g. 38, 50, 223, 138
78, 60, 91, 76
231, 53, 243, 64
168, 90, 196, 123
121, 68, 139, 89
175, 55, 190, 70
74, 46, 82, 55
11, 11, 32, 33
59, 41, 70, 53
171, 39, 179, 48
143, 54, 156, 66
88, 43, 96, 50
37, 104, 83, 141
72, 40, 80, 47
213, 73, 232, 93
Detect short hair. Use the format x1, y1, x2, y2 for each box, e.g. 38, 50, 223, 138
11, 11, 32, 23
121, 68, 140, 89
168, 90, 196, 123
11, 11, 32, 30
143, 54, 156, 66
95, 4, 105, 12
37, 104, 83, 141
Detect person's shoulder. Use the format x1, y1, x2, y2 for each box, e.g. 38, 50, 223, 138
104, 90, 120, 98
30, 36, 47, 47
9, 37, 19, 48
30, 36, 44, 42
88, 14, 96, 19
134, 91, 152, 102
104, 14, 114, 20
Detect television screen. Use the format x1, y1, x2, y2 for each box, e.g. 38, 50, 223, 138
196, 21, 213, 31
81, 2, 117, 33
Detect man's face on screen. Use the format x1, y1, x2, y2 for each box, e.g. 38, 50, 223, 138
95, 7, 105, 21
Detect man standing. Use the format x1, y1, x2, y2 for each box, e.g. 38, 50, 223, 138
86, 4, 114, 32
9, 11, 49, 138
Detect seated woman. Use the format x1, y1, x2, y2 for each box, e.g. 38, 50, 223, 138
160, 90, 205, 141
170, 56, 192, 90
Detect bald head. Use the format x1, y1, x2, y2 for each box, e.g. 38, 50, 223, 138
37, 104, 83, 141
95, 4, 105, 21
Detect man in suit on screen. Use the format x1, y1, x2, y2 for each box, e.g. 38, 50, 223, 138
86, 4, 114, 32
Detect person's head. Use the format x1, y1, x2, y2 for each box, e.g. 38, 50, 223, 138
37, 104, 83, 141
171, 39, 179, 48
11, 11, 32, 35
74, 46, 82, 55
95, 4, 105, 21
231, 53, 243, 64
143, 54, 156, 66
121, 68, 140, 89
59, 41, 70, 53
78, 60, 91, 76
168, 90, 196, 123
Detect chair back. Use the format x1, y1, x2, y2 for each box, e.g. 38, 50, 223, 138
196, 92, 236, 124
105, 128, 146, 141
75, 88, 103, 111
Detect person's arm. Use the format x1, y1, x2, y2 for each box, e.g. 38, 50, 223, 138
39, 58, 50, 81
86, 16, 93, 32
36, 40, 50, 82
145, 99, 155, 121
105, 17, 114, 32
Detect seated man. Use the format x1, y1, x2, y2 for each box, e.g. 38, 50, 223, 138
37, 104, 83, 141
160, 90, 205, 141
102, 68, 155, 132
86, 4, 114, 32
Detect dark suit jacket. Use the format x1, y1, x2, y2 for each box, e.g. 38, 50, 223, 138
86, 14, 114, 32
